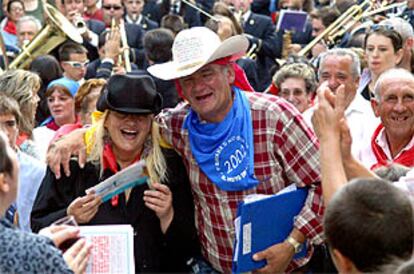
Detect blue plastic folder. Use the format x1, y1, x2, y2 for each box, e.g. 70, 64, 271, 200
232, 186, 308, 273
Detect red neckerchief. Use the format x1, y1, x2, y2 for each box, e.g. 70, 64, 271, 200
174, 57, 255, 99
16, 132, 29, 147
46, 115, 81, 131
3, 20, 16, 35
102, 143, 141, 206
371, 124, 414, 170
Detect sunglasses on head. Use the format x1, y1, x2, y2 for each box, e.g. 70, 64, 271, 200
370, 24, 394, 32
63, 60, 89, 68
103, 4, 123, 10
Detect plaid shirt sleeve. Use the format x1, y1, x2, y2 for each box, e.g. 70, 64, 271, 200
272, 98, 324, 245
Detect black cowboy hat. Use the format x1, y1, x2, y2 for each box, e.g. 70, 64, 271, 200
97, 74, 162, 114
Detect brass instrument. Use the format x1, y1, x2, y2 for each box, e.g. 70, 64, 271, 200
281, 30, 292, 59
9, 3, 83, 69
181, 0, 219, 21
74, 15, 87, 35
111, 18, 132, 73
298, 0, 372, 56
245, 42, 257, 60
362, 1, 407, 18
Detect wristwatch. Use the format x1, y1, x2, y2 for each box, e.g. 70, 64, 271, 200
285, 236, 303, 254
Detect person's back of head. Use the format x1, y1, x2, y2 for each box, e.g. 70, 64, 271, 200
324, 178, 414, 272
143, 28, 174, 64
29, 55, 62, 86
160, 14, 187, 36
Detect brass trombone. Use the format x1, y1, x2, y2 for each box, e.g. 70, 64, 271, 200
298, 0, 372, 56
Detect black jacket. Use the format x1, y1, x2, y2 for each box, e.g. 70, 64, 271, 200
31, 148, 200, 272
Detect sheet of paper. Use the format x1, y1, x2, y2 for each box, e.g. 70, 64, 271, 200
80, 225, 135, 274
86, 160, 148, 202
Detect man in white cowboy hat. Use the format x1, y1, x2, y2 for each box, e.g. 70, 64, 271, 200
148, 27, 324, 273
45, 27, 324, 273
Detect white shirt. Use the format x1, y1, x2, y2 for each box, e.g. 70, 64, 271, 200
303, 94, 380, 158
358, 126, 414, 169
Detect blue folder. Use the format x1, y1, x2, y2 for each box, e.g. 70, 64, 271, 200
232, 187, 308, 273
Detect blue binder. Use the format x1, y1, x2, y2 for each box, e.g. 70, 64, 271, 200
232, 187, 308, 273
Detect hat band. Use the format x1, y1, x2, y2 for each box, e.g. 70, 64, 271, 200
177, 60, 205, 72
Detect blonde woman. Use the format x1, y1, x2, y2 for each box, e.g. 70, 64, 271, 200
31, 74, 200, 272
0, 69, 41, 158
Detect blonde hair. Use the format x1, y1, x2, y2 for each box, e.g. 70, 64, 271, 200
0, 69, 41, 135
88, 110, 167, 184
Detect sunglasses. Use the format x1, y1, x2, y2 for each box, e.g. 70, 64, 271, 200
370, 24, 394, 32
63, 60, 89, 68
103, 4, 123, 10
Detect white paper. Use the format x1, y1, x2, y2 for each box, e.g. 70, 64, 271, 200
86, 160, 148, 202
79, 225, 135, 274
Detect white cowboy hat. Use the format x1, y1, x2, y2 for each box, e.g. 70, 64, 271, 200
147, 27, 249, 80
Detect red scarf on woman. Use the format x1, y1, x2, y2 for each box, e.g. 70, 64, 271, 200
102, 143, 141, 206
3, 19, 16, 35
371, 124, 414, 170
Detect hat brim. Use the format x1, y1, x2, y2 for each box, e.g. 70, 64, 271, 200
148, 35, 249, 80
97, 90, 163, 114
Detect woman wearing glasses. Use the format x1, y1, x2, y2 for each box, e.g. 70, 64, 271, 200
1, 0, 25, 49
359, 25, 404, 100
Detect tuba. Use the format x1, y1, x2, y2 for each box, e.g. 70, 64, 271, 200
9, 3, 83, 69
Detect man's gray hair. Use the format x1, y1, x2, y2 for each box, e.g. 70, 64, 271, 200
16, 16, 42, 33
380, 17, 414, 42
318, 48, 361, 79
373, 68, 414, 101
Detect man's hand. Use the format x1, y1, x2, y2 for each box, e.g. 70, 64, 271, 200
252, 241, 295, 273
67, 193, 102, 224
47, 128, 88, 179
104, 28, 121, 62
312, 82, 346, 141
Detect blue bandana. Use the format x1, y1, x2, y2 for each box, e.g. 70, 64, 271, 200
183, 87, 259, 191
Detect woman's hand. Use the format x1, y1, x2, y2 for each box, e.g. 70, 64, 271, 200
144, 182, 174, 233
63, 238, 92, 274
39, 225, 92, 274
67, 193, 102, 224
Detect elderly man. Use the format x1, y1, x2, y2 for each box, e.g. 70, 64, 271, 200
148, 27, 323, 273
303, 48, 379, 158
47, 27, 324, 273
357, 68, 414, 169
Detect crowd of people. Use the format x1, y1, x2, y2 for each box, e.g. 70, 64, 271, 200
0, 0, 414, 273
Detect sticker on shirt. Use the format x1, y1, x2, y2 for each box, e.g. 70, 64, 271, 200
215, 135, 250, 183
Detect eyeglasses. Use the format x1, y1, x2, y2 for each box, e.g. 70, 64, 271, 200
370, 24, 394, 32
103, 4, 123, 10
63, 60, 89, 68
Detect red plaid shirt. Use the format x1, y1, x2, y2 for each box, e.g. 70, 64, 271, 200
156, 92, 324, 273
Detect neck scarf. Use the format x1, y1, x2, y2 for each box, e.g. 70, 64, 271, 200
3, 19, 16, 35
371, 124, 414, 170
183, 87, 258, 191
102, 143, 141, 206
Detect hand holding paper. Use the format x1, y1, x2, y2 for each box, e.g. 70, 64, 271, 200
67, 193, 102, 224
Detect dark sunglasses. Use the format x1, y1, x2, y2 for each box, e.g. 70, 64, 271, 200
103, 4, 123, 10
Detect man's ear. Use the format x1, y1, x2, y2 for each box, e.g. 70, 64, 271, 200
371, 98, 380, 117
332, 248, 358, 274
227, 64, 236, 84
0, 173, 9, 193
